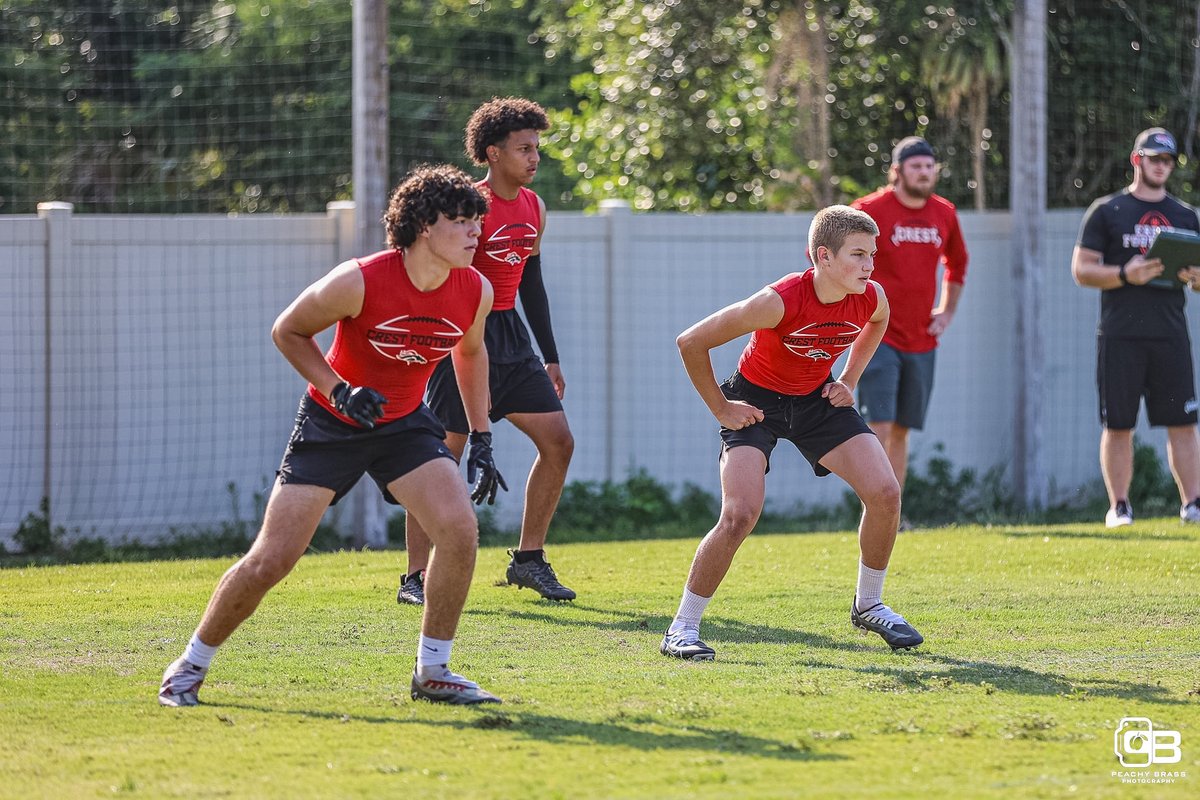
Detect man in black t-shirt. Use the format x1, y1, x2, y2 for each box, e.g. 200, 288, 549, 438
1072, 127, 1200, 528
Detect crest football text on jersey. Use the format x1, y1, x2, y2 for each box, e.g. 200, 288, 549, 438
737, 270, 878, 396
782, 320, 864, 361
307, 249, 483, 423
366, 315, 465, 365
482, 222, 538, 266
473, 183, 542, 311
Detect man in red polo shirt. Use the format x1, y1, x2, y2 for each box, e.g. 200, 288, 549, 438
852, 137, 968, 523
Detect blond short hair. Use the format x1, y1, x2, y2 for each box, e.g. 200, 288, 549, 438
808, 205, 879, 262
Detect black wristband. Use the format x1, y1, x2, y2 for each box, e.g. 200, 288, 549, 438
1118, 263, 1129, 285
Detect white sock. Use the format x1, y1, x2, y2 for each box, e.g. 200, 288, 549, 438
668, 588, 712, 635
856, 562, 887, 612
416, 635, 453, 672
182, 633, 218, 669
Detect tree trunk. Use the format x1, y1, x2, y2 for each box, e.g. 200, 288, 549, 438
795, 5, 833, 207
969, 90, 988, 210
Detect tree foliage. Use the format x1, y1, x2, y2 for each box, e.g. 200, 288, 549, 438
541, 0, 784, 211
386, 0, 577, 206
919, 1, 1008, 210
2, 0, 1198, 213
1047, 0, 1200, 205
540, 0, 1009, 210
0, 1, 354, 213
0, 0, 573, 213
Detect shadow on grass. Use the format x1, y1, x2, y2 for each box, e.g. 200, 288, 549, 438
467, 605, 1187, 706
799, 653, 1186, 706
480, 523, 857, 550
997, 527, 1194, 542
468, 605, 879, 655
211, 701, 843, 762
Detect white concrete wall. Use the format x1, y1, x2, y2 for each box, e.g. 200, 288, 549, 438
1, 215, 48, 539
2, 205, 1194, 547
2, 206, 348, 545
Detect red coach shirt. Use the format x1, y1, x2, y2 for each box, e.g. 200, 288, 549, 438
472, 182, 540, 311
308, 249, 483, 423
852, 187, 968, 353
738, 269, 879, 396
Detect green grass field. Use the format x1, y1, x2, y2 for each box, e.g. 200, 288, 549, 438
2, 520, 1198, 799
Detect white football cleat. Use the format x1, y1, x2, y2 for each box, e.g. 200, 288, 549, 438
1105, 500, 1133, 528
159, 658, 207, 707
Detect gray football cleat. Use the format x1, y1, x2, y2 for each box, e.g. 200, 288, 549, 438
851, 598, 924, 650
410, 666, 502, 705
158, 657, 207, 707
397, 569, 426, 606
659, 629, 716, 661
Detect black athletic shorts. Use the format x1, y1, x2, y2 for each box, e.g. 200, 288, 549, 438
718, 371, 875, 476
426, 355, 563, 435
1098, 335, 1199, 429
277, 394, 455, 505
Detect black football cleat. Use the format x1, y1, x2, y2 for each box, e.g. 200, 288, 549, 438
505, 550, 576, 601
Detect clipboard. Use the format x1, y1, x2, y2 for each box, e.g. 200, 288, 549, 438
1144, 229, 1200, 289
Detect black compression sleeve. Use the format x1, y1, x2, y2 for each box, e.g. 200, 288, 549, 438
517, 254, 560, 364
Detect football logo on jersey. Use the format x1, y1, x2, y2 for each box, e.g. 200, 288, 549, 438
483, 222, 538, 266
782, 320, 863, 361
366, 315, 464, 364
1124, 211, 1175, 252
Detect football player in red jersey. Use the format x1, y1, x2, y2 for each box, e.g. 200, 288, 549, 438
160, 165, 505, 707
398, 98, 577, 604
661, 205, 924, 661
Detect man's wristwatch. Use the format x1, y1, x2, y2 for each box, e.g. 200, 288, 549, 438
1117, 263, 1129, 286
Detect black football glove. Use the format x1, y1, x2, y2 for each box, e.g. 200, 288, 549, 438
466, 430, 508, 505
330, 381, 387, 429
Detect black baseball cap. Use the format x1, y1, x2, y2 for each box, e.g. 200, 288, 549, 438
891, 136, 937, 164
1134, 127, 1178, 157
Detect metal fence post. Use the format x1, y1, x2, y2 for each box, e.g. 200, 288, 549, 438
36, 202, 73, 531
1010, 0, 1049, 508
598, 199, 631, 482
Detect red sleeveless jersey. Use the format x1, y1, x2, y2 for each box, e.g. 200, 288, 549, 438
737, 270, 878, 396
472, 182, 540, 310
307, 250, 483, 423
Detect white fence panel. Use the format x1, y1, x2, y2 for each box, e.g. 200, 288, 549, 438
4, 204, 1198, 547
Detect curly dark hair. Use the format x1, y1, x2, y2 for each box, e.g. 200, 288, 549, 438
383, 164, 489, 249
464, 97, 550, 165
